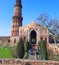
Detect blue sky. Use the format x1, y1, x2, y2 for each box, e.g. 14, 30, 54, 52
0, 0, 59, 36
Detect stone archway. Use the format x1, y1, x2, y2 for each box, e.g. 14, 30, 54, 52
30, 30, 36, 44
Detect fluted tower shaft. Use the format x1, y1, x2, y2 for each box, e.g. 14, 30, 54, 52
11, 0, 23, 36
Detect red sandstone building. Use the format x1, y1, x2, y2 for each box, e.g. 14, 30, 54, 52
10, 0, 49, 47
0, 0, 49, 49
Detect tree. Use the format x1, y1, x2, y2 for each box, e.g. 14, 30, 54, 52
26, 40, 31, 52
37, 13, 59, 44
38, 40, 48, 60
23, 40, 31, 59
16, 38, 24, 58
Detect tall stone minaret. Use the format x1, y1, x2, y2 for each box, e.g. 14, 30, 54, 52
11, 0, 23, 36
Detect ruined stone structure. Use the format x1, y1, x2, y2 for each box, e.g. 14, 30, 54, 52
0, 0, 49, 52
0, 59, 59, 65
0, 0, 49, 50
10, 0, 49, 50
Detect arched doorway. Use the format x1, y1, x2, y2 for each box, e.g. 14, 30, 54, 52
30, 30, 36, 44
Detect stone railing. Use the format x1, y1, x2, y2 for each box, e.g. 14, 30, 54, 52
0, 59, 59, 65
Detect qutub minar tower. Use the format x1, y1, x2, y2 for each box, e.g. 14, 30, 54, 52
11, 0, 23, 36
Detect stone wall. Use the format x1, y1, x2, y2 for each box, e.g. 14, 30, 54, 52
48, 44, 59, 55
0, 59, 59, 65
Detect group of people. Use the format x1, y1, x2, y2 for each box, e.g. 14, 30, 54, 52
29, 45, 39, 55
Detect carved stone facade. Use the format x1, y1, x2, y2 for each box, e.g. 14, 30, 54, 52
11, 0, 23, 36
10, 0, 49, 49
10, 22, 49, 50
19, 22, 49, 48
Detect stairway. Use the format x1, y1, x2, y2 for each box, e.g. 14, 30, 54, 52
28, 55, 41, 60
28, 45, 41, 60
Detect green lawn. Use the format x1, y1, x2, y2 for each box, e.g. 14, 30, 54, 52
0, 46, 13, 58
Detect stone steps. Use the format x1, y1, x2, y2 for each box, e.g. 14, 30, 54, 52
28, 55, 41, 60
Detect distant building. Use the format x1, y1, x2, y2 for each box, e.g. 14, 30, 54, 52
0, 0, 49, 50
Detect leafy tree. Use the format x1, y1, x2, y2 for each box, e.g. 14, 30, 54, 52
16, 38, 24, 59
38, 40, 48, 60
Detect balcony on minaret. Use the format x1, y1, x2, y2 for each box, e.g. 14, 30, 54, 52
14, 7, 22, 16
15, 0, 22, 8
14, 0, 22, 16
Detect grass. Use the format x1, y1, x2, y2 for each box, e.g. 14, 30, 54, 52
0, 46, 13, 58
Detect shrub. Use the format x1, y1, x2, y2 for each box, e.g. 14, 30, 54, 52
0, 46, 13, 58
24, 40, 31, 59
26, 40, 31, 52
10, 47, 17, 58
23, 52, 29, 59
38, 40, 48, 60
16, 38, 25, 59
